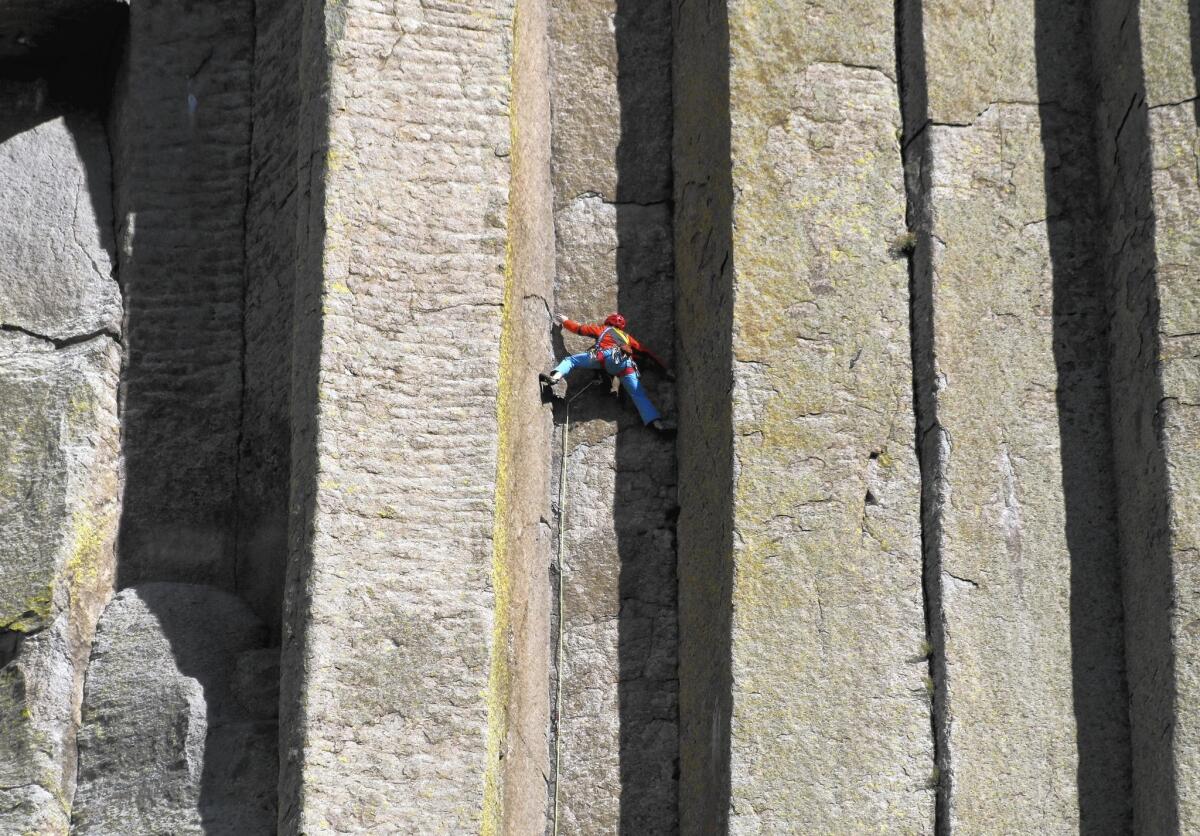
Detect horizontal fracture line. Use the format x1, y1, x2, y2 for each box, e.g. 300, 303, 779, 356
0, 323, 120, 349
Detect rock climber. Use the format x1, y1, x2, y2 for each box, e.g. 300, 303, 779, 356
540, 312, 674, 434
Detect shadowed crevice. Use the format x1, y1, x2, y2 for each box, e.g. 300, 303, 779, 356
895, 1, 950, 831
1034, 1, 1133, 831
1088, 0, 1178, 830
672, 0, 735, 826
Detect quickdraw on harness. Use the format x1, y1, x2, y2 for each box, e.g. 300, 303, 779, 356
590, 326, 638, 376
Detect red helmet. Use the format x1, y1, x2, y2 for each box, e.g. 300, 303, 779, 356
604, 313, 627, 329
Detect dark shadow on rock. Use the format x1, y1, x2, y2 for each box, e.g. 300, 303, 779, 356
73, 583, 277, 834
1192, 0, 1200, 127
895, 1, 952, 830
1085, 0, 1178, 830
0, 4, 126, 294
613, 0, 680, 830
277, 0, 334, 831
669, 0, 735, 827
1034, 1, 1133, 831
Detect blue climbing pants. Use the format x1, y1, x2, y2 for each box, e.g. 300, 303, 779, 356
553, 350, 661, 425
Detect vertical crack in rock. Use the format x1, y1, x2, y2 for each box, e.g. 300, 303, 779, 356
895, 0, 952, 831
232, 0, 259, 596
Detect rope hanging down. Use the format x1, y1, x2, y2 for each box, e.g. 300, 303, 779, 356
551, 377, 597, 836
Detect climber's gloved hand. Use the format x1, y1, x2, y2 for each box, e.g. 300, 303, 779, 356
553, 313, 566, 326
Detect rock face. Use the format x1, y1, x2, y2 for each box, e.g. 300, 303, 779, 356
113, 0, 255, 589
72, 584, 277, 834
548, 0, 679, 827
0, 109, 120, 342
676, 0, 933, 831
277, 0, 522, 831
1092, 0, 1200, 830
901, 0, 1132, 830
5, 0, 1200, 833
0, 75, 121, 836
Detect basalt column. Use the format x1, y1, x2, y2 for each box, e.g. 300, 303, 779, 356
900, 0, 1132, 829
1092, 0, 1200, 829
72, 0, 295, 830
0, 12, 125, 829
277, 0, 542, 830
547, 0, 678, 829
675, 0, 933, 830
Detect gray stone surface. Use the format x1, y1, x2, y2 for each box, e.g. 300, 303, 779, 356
0, 308, 121, 833
549, 0, 678, 828
1092, 0, 1200, 829
237, 0, 302, 640
279, 0, 519, 830
72, 584, 276, 835
675, 0, 933, 830
0, 89, 119, 343
487, 0, 557, 827
905, 1, 1131, 830
113, 0, 254, 588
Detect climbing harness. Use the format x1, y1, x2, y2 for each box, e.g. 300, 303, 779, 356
551, 377, 597, 836
590, 327, 638, 376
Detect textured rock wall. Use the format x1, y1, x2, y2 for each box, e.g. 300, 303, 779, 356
900, 0, 1131, 830
0, 75, 122, 835
1092, 0, 1200, 829
487, 0, 556, 828
238, 0, 302, 639
672, 0, 734, 827
548, 0, 678, 829
279, 0, 520, 829
114, 0, 254, 589
73, 584, 277, 834
675, 0, 933, 830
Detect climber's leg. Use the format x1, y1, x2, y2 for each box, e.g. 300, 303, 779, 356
542, 352, 600, 385
554, 352, 601, 377
618, 370, 661, 425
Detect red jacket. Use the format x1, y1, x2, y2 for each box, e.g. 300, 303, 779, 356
563, 319, 668, 371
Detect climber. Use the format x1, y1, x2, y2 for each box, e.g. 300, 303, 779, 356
540, 312, 674, 434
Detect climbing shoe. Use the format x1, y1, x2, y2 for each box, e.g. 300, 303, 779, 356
649, 419, 677, 437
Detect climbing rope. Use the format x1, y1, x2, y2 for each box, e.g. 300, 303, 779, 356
551, 377, 597, 836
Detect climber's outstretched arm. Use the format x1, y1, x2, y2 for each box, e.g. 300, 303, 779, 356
558, 316, 603, 339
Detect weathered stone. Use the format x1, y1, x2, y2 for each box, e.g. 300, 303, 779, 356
0, 332, 121, 836
237, 0, 303, 640
278, 0, 520, 830
907, 0, 1131, 830
72, 583, 276, 835
550, 0, 671, 205
486, 0, 558, 827
549, 0, 678, 826
676, 0, 933, 830
0, 88, 119, 343
113, 0, 254, 588
1091, 0, 1200, 829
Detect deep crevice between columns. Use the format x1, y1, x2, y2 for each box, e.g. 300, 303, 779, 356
895, 0, 951, 832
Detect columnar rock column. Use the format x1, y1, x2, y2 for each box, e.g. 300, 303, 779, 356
548, 0, 678, 829
675, 0, 933, 831
279, 0, 529, 830
0, 80, 122, 835
1093, 0, 1200, 829
901, 0, 1130, 829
